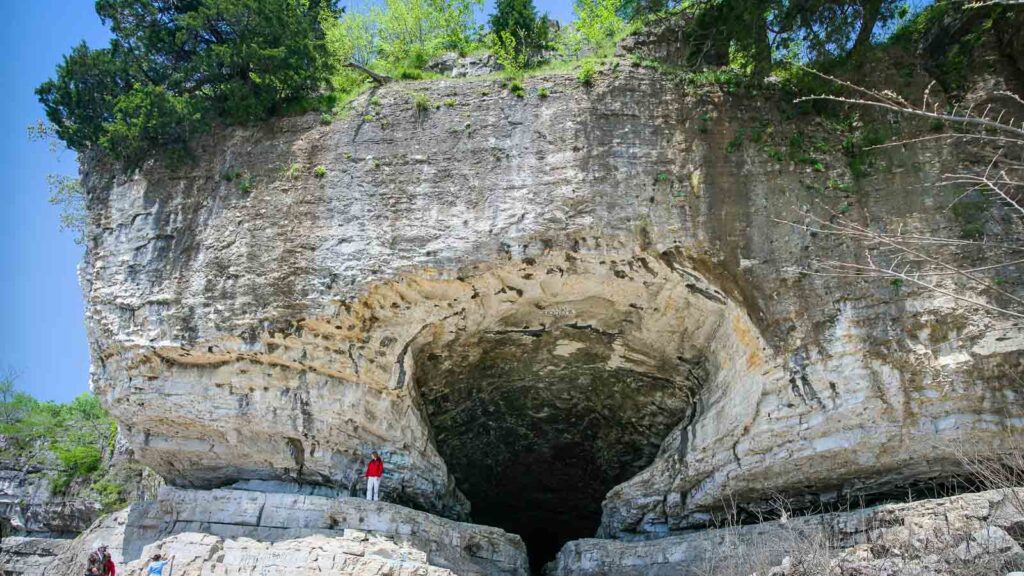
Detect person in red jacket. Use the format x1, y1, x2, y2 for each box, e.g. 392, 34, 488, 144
365, 450, 384, 501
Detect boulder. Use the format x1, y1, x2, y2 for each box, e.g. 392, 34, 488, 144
426, 52, 502, 77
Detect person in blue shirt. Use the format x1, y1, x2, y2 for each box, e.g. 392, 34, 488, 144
143, 554, 172, 576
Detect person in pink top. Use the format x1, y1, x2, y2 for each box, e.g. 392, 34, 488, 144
365, 451, 384, 501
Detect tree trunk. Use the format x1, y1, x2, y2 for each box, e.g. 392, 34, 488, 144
752, 6, 772, 78
345, 62, 391, 85
852, 0, 884, 57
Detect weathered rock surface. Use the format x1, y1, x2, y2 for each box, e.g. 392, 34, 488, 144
0, 537, 70, 576
426, 52, 503, 77
0, 467, 99, 536
37, 486, 527, 576
549, 488, 1024, 576
82, 59, 1024, 543
75, 12, 1024, 570
0, 431, 160, 541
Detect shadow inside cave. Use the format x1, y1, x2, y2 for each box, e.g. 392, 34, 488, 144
414, 324, 700, 572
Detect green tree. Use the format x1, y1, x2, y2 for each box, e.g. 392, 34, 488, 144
375, 0, 482, 68
683, 0, 777, 76
38, 0, 341, 165
0, 370, 31, 426
376, 0, 440, 67
432, 0, 484, 55
677, 0, 908, 78
0, 381, 117, 493
324, 7, 379, 67
615, 0, 667, 22
573, 0, 626, 55
27, 123, 88, 244
778, 0, 908, 60
490, 30, 528, 76
322, 7, 379, 94
35, 43, 131, 153
489, 0, 552, 67
555, 25, 586, 60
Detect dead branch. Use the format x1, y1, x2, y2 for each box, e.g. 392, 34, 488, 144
345, 61, 391, 85
794, 67, 1024, 140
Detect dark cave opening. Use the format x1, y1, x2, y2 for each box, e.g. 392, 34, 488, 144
415, 326, 696, 572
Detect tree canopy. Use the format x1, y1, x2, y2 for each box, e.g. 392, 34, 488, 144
37, 0, 341, 165
660, 0, 910, 74
489, 0, 552, 66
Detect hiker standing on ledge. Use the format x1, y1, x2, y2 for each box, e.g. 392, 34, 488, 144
365, 450, 384, 501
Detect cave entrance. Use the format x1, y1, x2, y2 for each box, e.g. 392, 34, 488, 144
414, 321, 700, 572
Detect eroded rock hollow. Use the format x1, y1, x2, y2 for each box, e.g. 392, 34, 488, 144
407, 255, 761, 568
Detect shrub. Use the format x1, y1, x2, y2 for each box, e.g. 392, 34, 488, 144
320, 112, 334, 125
313, 165, 328, 178
510, 81, 526, 98
413, 93, 432, 113
698, 113, 712, 134
578, 61, 597, 86
443, 98, 457, 107
376, 0, 482, 69
52, 444, 102, 491
538, 86, 549, 98
726, 130, 745, 153
490, 30, 528, 78
0, 384, 117, 495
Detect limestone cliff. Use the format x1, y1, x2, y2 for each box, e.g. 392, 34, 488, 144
61, 15, 1024, 574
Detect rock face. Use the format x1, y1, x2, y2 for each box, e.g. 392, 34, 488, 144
0, 537, 69, 576
426, 52, 503, 77
549, 488, 1024, 576
78, 23, 1024, 571
0, 431, 160, 544
37, 486, 527, 576
0, 467, 99, 537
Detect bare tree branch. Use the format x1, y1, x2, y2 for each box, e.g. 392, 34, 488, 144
345, 61, 391, 85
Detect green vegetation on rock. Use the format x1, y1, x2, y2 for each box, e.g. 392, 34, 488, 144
0, 376, 115, 494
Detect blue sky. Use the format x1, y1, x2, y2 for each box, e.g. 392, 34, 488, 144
0, 0, 573, 404
0, 2, 110, 403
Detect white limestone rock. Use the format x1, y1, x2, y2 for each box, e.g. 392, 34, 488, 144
549, 488, 1024, 576
43, 486, 527, 576
80, 62, 1024, 536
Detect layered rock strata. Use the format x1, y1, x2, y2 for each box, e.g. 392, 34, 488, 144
549, 488, 1024, 576
37, 486, 527, 576
0, 468, 98, 537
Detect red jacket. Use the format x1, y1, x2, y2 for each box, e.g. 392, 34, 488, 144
366, 458, 384, 478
